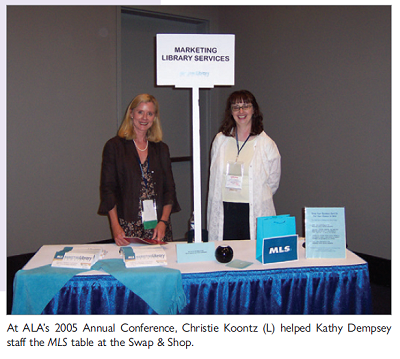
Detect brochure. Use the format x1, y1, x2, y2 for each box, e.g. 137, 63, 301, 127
120, 245, 167, 268
305, 207, 346, 259
51, 246, 105, 269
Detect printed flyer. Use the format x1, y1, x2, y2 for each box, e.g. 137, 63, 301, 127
305, 207, 346, 259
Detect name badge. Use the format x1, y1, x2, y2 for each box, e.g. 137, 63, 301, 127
225, 161, 244, 190
142, 199, 158, 230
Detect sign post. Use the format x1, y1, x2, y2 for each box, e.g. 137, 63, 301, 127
157, 34, 235, 244
191, 86, 202, 243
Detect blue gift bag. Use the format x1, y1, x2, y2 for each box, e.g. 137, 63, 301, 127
256, 215, 297, 263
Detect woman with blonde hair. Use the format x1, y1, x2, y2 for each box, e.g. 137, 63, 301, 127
99, 94, 180, 245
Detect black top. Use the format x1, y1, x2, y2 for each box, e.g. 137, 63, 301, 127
98, 136, 180, 222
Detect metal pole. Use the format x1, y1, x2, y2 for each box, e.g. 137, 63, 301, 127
192, 86, 202, 242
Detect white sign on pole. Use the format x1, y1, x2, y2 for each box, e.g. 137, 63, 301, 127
157, 34, 235, 88
157, 34, 235, 243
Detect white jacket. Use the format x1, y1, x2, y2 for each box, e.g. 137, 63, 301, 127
207, 131, 281, 241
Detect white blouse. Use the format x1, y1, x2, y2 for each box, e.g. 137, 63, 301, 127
222, 136, 255, 203
207, 131, 281, 241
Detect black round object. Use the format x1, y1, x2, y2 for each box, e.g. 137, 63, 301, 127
215, 245, 234, 263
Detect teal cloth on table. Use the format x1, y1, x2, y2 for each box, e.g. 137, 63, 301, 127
12, 259, 186, 315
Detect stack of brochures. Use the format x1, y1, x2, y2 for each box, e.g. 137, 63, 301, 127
119, 246, 167, 268
51, 246, 106, 269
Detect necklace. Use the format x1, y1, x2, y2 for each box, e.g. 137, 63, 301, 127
133, 140, 148, 152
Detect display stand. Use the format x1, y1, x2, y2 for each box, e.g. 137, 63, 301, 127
157, 34, 235, 243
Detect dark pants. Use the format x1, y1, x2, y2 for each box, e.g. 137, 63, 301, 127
223, 202, 250, 240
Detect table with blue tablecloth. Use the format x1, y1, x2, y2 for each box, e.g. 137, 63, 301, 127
12, 239, 372, 315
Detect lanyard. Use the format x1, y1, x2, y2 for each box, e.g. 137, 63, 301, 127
138, 157, 150, 190
235, 130, 251, 161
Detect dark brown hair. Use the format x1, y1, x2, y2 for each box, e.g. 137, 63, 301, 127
219, 90, 264, 136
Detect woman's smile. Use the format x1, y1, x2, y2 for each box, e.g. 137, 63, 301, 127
232, 102, 254, 127
131, 102, 156, 134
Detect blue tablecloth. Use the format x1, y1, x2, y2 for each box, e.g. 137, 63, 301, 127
179, 264, 371, 314
37, 262, 371, 315
12, 259, 186, 315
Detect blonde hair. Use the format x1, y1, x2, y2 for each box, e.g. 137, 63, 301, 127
118, 94, 163, 142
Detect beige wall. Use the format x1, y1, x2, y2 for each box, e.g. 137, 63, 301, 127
216, 6, 391, 259
7, 6, 391, 259
7, 6, 119, 255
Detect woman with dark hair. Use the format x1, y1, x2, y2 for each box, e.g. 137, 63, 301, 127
99, 94, 180, 246
207, 90, 281, 241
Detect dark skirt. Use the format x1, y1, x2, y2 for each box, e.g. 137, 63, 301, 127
223, 202, 250, 240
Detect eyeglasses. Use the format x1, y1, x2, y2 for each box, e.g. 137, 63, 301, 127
231, 104, 252, 112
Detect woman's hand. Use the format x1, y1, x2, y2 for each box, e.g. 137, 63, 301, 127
108, 206, 129, 246
112, 223, 129, 246
152, 221, 167, 243
152, 205, 172, 243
